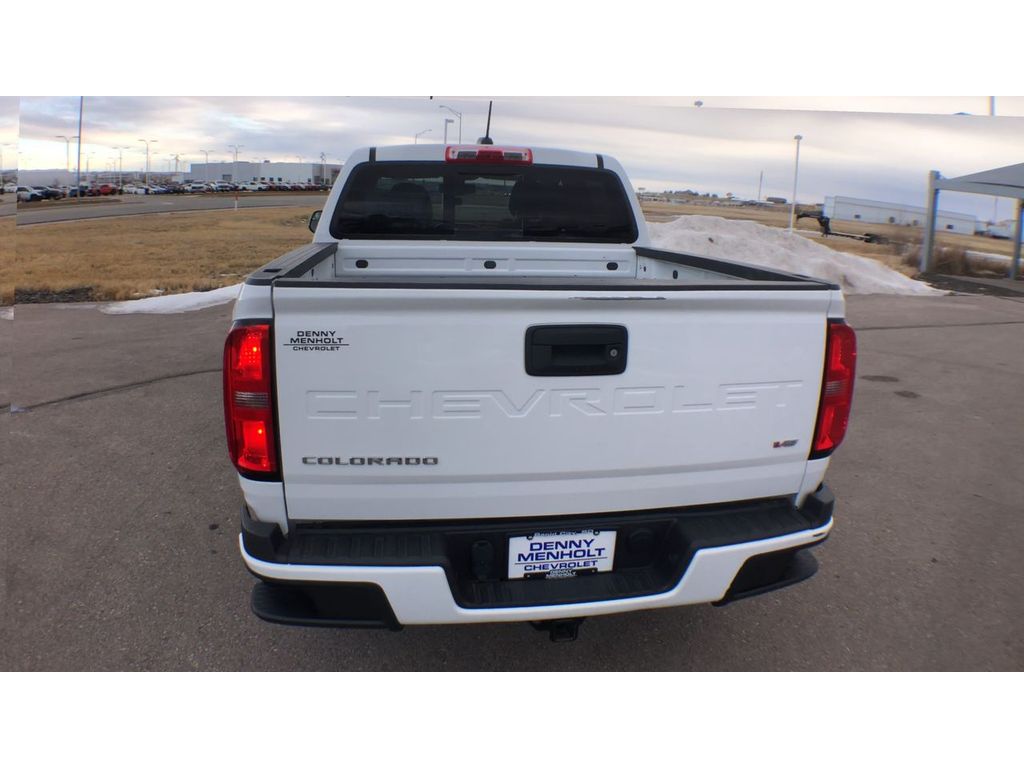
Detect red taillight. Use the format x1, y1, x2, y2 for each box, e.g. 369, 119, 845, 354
444, 145, 533, 164
223, 323, 279, 478
811, 320, 857, 458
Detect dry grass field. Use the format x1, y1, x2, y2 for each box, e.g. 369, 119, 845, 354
1, 216, 14, 305
6, 202, 1015, 303
12, 208, 314, 302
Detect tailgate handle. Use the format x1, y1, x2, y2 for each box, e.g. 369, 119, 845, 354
525, 325, 627, 376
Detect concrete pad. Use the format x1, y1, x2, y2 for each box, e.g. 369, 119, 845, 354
8, 302, 232, 409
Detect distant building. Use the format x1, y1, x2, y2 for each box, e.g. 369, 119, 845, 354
765, 196, 787, 205
187, 161, 342, 185
824, 195, 976, 235
17, 169, 79, 187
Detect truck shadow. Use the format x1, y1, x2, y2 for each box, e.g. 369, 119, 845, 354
256, 603, 743, 671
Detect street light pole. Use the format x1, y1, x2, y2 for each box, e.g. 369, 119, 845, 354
228, 144, 243, 209
439, 104, 462, 143
200, 149, 212, 183
988, 97, 999, 225
228, 144, 243, 180
56, 135, 78, 173
202, 148, 215, 183
112, 146, 127, 193
789, 134, 803, 234
138, 138, 157, 188
443, 118, 454, 144
414, 129, 431, 144
75, 97, 84, 203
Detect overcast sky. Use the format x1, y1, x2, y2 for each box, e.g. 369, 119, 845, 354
0, 96, 17, 161
12, 96, 1024, 219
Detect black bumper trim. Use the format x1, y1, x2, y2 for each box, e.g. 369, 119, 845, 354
713, 542, 823, 606
242, 486, 834, 612
251, 580, 402, 630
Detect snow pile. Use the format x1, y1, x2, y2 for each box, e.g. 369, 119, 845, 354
100, 283, 241, 315
648, 216, 944, 295
0, 307, 12, 321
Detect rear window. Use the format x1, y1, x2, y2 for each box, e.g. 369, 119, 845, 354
330, 162, 638, 242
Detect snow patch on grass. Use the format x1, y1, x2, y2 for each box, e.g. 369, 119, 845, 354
100, 283, 241, 314
649, 216, 944, 296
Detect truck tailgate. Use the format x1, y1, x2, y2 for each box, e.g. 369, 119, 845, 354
272, 286, 831, 522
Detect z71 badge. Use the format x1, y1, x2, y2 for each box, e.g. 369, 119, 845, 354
286, 330, 348, 352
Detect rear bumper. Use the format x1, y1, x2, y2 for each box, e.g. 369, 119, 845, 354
240, 486, 834, 626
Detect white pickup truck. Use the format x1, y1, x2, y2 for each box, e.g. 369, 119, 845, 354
224, 143, 856, 640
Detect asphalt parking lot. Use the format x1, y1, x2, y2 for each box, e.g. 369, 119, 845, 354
3, 292, 1023, 670
15, 193, 327, 225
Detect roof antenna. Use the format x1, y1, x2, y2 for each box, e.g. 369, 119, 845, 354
478, 100, 494, 144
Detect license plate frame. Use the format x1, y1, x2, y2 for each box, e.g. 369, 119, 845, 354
507, 529, 617, 580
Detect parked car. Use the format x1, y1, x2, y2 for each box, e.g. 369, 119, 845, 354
213, 181, 236, 192
238, 182, 265, 192
2, 182, 16, 194
185, 182, 209, 193
227, 143, 856, 641
17, 186, 43, 202
32, 186, 65, 200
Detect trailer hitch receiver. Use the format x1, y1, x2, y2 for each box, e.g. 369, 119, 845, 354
531, 618, 585, 642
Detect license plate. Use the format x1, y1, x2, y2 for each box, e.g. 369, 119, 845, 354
507, 529, 616, 580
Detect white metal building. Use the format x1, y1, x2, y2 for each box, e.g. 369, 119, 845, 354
823, 195, 977, 235
187, 161, 343, 185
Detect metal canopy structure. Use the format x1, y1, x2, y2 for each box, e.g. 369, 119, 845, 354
920, 162, 1024, 279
